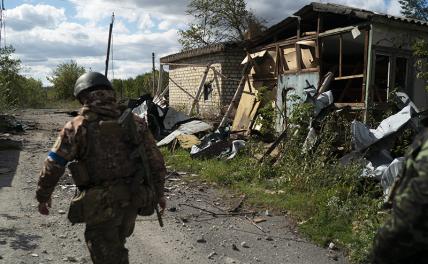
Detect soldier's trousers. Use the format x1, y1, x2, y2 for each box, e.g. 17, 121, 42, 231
84, 206, 138, 264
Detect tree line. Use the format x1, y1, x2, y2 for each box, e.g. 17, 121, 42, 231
0, 46, 167, 112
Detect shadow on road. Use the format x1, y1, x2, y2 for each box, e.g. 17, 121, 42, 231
0, 228, 41, 251
0, 149, 21, 188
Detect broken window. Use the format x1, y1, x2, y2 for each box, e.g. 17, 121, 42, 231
298, 40, 318, 69
394, 57, 408, 90
283, 45, 298, 71
320, 31, 366, 103
374, 54, 390, 103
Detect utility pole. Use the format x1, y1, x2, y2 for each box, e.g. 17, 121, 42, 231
152, 52, 156, 96
105, 12, 115, 77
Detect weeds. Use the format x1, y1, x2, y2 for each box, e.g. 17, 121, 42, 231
162, 108, 384, 263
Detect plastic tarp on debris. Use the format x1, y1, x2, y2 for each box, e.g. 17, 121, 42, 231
351, 105, 414, 152
227, 140, 246, 160
381, 157, 405, 196
163, 108, 190, 130
314, 91, 334, 117
157, 120, 212, 147
363, 157, 404, 195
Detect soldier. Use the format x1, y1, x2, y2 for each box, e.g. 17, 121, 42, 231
36, 72, 166, 264
372, 128, 428, 263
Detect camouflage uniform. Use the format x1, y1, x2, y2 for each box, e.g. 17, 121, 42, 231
36, 89, 166, 264
372, 129, 428, 263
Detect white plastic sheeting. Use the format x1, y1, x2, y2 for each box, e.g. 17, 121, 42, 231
381, 157, 405, 196
227, 140, 246, 160
162, 108, 190, 130
351, 105, 414, 151
363, 157, 405, 196
157, 120, 212, 147
132, 102, 148, 117
314, 91, 334, 117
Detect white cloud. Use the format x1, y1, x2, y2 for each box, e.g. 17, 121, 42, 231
6, 4, 66, 31
4, 0, 405, 86
158, 20, 171, 31
69, 0, 188, 29
387, 0, 403, 16
247, 0, 402, 25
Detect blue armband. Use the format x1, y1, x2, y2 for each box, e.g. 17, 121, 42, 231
48, 151, 68, 167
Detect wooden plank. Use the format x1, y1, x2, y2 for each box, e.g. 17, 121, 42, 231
334, 74, 364, 81
218, 59, 252, 129
156, 64, 163, 96
362, 30, 369, 102
168, 77, 196, 100
334, 103, 365, 109
339, 34, 343, 77
188, 64, 211, 115
213, 70, 222, 106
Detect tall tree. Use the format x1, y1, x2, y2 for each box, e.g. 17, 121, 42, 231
0, 46, 22, 109
399, 0, 428, 20
47, 61, 85, 100
178, 0, 265, 50
399, 1, 428, 90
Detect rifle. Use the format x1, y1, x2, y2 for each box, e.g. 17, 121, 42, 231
118, 108, 163, 227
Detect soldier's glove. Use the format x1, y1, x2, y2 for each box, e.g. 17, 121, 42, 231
38, 198, 52, 215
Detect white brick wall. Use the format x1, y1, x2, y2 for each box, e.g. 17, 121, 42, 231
168, 49, 244, 117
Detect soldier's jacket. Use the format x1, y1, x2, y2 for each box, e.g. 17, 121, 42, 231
36, 90, 166, 205
372, 129, 428, 263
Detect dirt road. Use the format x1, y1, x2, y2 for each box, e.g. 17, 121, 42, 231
0, 109, 347, 264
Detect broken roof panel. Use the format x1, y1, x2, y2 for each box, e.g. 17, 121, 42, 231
249, 2, 428, 49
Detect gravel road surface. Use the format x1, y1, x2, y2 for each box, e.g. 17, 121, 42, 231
0, 109, 347, 264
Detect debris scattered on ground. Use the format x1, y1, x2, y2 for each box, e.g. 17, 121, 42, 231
232, 243, 239, 251
240, 241, 249, 248
157, 120, 213, 147
207, 251, 217, 259
0, 115, 25, 133
196, 235, 206, 243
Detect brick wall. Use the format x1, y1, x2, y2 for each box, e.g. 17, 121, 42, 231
168, 48, 244, 117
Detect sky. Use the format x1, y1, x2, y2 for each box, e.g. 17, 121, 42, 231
1, 0, 402, 85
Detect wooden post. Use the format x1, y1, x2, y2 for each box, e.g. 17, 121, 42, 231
217, 58, 252, 129
105, 13, 115, 77
188, 64, 211, 115
339, 34, 343, 77
156, 64, 163, 96
152, 52, 156, 96
213, 69, 222, 107
362, 30, 369, 102
159, 85, 169, 98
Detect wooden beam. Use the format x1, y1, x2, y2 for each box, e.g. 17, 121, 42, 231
188, 64, 211, 115
168, 77, 197, 100
362, 30, 369, 102
339, 34, 343, 77
218, 57, 252, 129
334, 74, 364, 81
156, 64, 163, 96
213, 70, 222, 106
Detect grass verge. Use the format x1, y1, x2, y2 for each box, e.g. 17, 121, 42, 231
162, 144, 384, 264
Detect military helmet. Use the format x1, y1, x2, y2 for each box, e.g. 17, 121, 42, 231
74, 72, 113, 98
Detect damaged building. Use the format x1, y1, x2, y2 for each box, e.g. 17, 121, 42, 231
235, 2, 428, 132
160, 43, 245, 117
